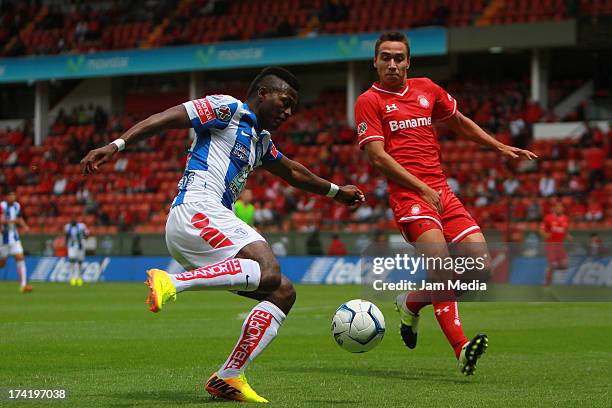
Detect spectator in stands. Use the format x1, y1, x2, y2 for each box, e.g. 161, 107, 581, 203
131, 236, 143, 256
306, 229, 323, 255
585, 201, 603, 221
583, 142, 606, 190
503, 174, 520, 196
567, 156, 580, 176
114, 157, 129, 172
76, 186, 90, 204
53, 176, 67, 195
320, 0, 348, 23
235, 189, 255, 226
275, 17, 295, 38
588, 233, 604, 257
447, 174, 460, 195
100, 236, 114, 255
327, 234, 348, 256
432, 0, 450, 25
354, 203, 373, 223
526, 200, 542, 221
539, 171, 556, 197
271, 237, 289, 257
567, 175, 584, 197
300, 14, 321, 38
254, 201, 274, 226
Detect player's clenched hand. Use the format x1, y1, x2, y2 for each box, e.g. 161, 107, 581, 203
334, 185, 366, 206
420, 186, 443, 213
498, 145, 538, 160
80, 144, 118, 175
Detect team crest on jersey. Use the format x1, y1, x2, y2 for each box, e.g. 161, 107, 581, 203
418, 95, 430, 108
234, 227, 249, 238
214, 105, 232, 122
410, 204, 421, 215
357, 122, 367, 136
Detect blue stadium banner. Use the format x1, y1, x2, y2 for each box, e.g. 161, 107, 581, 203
0, 28, 446, 83
0, 256, 363, 284
1, 255, 611, 287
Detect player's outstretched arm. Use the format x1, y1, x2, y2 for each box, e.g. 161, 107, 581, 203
263, 156, 365, 206
443, 111, 538, 160
364, 141, 443, 213
80, 105, 191, 175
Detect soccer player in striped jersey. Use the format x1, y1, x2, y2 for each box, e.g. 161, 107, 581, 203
81, 66, 365, 403
65, 218, 89, 286
1, 190, 32, 293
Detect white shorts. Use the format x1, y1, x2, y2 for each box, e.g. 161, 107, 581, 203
67, 246, 85, 262
165, 199, 265, 271
0, 241, 24, 258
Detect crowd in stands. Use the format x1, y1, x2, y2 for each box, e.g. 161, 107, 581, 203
2, 0, 611, 57
1, 78, 610, 237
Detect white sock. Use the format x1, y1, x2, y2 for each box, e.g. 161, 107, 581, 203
75, 262, 81, 280
217, 301, 286, 379
169, 258, 261, 293
17, 260, 27, 287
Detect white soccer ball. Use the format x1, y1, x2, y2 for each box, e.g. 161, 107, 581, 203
331, 299, 385, 353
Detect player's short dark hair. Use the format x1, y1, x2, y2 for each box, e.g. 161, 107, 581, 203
247, 66, 300, 98
375, 31, 410, 59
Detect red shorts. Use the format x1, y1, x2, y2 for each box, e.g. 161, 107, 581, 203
392, 185, 480, 243
545, 243, 568, 268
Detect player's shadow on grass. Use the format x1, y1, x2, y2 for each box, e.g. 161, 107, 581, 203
277, 366, 469, 384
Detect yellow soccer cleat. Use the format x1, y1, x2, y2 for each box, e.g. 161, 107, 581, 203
144, 269, 176, 313
70, 278, 76, 286
458, 333, 489, 376
77, 277, 83, 286
205, 372, 269, 403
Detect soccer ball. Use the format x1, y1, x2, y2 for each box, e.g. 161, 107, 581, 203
331, 299, 385, 353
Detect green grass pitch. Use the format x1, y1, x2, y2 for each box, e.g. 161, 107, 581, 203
2, 282, 612, 407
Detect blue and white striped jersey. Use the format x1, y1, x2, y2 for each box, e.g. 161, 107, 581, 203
173, 94, 283, 210
1, 201, 21, 245
65, 222, 88, 250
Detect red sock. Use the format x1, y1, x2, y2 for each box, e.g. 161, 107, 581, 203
405, 290, 430, 314
432, 300, 468, 358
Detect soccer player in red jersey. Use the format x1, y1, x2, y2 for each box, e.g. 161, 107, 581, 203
541, 202, 571, 286
354, 32, 537, 375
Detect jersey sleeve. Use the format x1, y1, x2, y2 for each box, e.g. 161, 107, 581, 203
262, 140, 283, 163
431, 81, 457, 121
182, 95, 239, 134
354, 93, 384, 149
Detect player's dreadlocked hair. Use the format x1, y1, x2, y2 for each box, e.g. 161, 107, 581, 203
247, 66, 300, 98
375, 31, 410, 59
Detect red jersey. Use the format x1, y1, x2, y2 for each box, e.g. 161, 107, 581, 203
541, 214, 569, 243
354, 78, 457, 192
